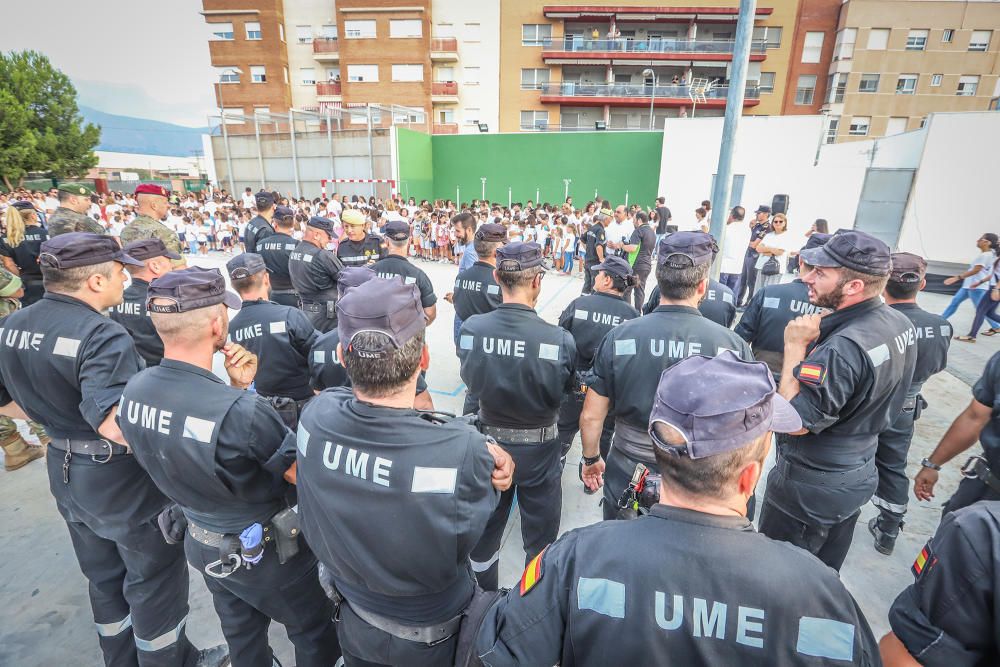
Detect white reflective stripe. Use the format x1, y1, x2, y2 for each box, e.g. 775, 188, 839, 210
716, 346, 735, 355
53, 337, 81, 357
411, 466, 458, 494
286, 244, 297, 250
404, 276, 417, 285
486, 285, 500, 295
297, 424, 310, 456
135, 616, 187, 652
872, 495, 908, 514
574, 309, 589, 320
459, 335, 474, 350
538, 343, 560, 361
313, 350, 326, 363
940, 324, 952, 338
303, 255, 314, 263
867, 343, 890, 367
182, 416, 216, 444
95, 614, 132, 637
762, 297, 780, 309
269, 321, 287, 334
722, 292, 734, 304
469, 551, 500, 573
614, 338, 636, 356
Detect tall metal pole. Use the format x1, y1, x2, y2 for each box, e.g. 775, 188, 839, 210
289, 109, 302, 199
649, 77, 656, 130
327, 107, 335, 186
708, 0, 756, 279
217, 81, 236, 195
367, 106, 376, 198
254, 113, 265, 189
481, 177, 486, 200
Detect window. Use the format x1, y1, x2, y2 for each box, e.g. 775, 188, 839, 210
344, 20, 376, 39
970, 30, 992, 52
350, 107, 381, 124
299, 68, 315, 85
253, 106, 269, 116
326, 68, 340, 81
759, 72, 775, 93
919, 117, 927, 128
436, 23, 455, 38
347, 65, 378, 82
931, 74, 942, 87
942, 29, 954, 43
848, 116, 870, 136
390, 19, 422, 38
957, 75, 979, 96
885, 117, 908, 136
464, 108, 480, 123
221, 107, 243, 125
219, 69, 240, 84
906, 29, 929, 51
438, 109, 455, 124
279, 24, 285, 42
802, 31, 825, 63
521, 68, 550, 90
283, 67, 288, 83
896, 74, 918, 94
245, 21, 261, 40
250, 66, 266, 83
391, 64, 423, 82
752, 26, 782, 49
463, 67, 480, 84
210, 22, 233, 40
828, 73, 848, 102
522, 24, 552, 46
296, 26, 312, 43
867, 28, 890, 50
825, 116, 839, 144
464, 22, 481, 42
520, 110, 549, 130
436, 66, 455, 82
834, 28, 857, 60
794, 75, 817, 105
859, 73, 879, 93
321, 25, 337, 39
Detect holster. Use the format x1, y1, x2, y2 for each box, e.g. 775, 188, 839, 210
326, 300, 338, 319
266, 395, 310, 431
913, 394, 928, 421
156, 504, 188, 545
269, 507, 301, 564
616, 463, 661, 520
574, 368, 596, 397
453, 587, 505, 667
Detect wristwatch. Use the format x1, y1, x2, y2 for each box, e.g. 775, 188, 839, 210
582, 454, 601, 466
920, 457, 942, 471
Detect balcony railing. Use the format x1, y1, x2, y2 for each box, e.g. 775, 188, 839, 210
430, 37, 458, 52
433, 122, 459, 134
551, 37, 766, 55
312, 37, 339, 54
316, 81, 342, 96
432, 81, 458, 95
538, 82, 760, 100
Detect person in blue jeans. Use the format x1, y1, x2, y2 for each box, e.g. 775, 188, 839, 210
941, 233, 1000, 332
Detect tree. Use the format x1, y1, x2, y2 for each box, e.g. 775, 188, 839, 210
0, 51, 100, 189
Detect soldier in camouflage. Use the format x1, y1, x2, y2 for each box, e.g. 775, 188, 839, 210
119, 183, 186, 267
0, 268, 48, 471
46, 183, 104, 237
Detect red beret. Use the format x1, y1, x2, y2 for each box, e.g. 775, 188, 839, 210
134, 183, 170, 197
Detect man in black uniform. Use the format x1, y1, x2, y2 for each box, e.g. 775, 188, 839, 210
244, 190, 276, 254
337, 208, 385, 267
735, 233, 832, 375
289, 215, 344, 333
868, 252, 951, 555
449, 223, 506, 347
581, 232, 752, 520
476, 352, 880, 667
620, 211, 655, 310
880, 500, 1000, 666
111, 238, 180, 366
759, 229, 917, 571
120, 267, 339, 667
257, 205, 300, 307
226, 253, 318, 429
556, 255, 639, 465
735, 204, 771, 307
0, 233, 225, 667
582, 211, 610, 295
297, 277, 513, 667
373, 219, 437, 324
459, 241, 577, 590
643, 260, 739, 328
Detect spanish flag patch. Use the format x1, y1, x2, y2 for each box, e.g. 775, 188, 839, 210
797, 362, 827, 386
519, 548, 546, 596
912, 543, 935, 579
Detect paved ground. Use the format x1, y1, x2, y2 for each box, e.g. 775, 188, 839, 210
0, 254, 994, 665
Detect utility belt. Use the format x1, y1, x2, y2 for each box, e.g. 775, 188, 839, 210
616, 462, 661, 520
961, 455, 1000, 495
776, 456, 876, 487
269, 288, 296, 295
49, 437, 131, 484
480, 422, 558, 444
263, 395, 312, 430
300, 300, 337, 319
185, 507, 301, 579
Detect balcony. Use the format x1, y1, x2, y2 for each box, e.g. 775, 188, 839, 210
316, 81, 342, 98
433, 122, 459, 134
430, 37, 459, 61
312, 38, 339, 61
431, 81, 459, 103
538, 82, 760, 108
542, 38, 767, 64
541, 5, 773, 20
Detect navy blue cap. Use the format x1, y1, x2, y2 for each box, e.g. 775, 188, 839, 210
800, 232, 831, 254
384, 219, 410, 241
10, 200, 35, 212
755, 204, 771, 214
496, 241, 544, 271
337, 277, 426, 356
226, 253, 267, 280
147, 267, 242, 313
592, 255, 634, 280
40, 232, 143, 269
656, 231, 716, 268
255, 190, 275, 208
307, 216, 335, 234
889, 252, 927, 283
337, 266, 377, 298
799, 229, 891, 276
274, 205, 295, 220
475, 223, 508, 242
124, 238, 181, 261
649, 350, 802, 460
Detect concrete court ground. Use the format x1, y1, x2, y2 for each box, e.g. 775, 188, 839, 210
0, 252, 993, 665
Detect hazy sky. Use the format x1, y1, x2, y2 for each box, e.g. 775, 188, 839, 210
1, 0, 217, 127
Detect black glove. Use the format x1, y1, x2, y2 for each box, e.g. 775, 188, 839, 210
156, 504, 188, 545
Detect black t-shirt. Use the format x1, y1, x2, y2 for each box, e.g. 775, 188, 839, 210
628, 223, 656, 270
373, 255, 437, 308
654, 206, 671, 234
584, 223, 607, 263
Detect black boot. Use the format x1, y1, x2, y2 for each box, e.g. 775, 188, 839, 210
868, 514, 902, 555
193, 644, 230, 667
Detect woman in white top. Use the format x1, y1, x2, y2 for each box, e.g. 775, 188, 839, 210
941, 233, 1000, 333
753, 213, 795, 291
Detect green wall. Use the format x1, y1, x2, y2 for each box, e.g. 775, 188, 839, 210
395, 127, 435, 203
396, 130, 663, 208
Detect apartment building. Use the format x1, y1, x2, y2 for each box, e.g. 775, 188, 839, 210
823, 0, 1000, 142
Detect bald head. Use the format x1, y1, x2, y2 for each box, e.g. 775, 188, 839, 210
136, 193, 169, 221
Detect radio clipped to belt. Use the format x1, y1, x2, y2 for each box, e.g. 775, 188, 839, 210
203, 507, 302, 579
616, 463, 661, 520
574, 369, 596, 398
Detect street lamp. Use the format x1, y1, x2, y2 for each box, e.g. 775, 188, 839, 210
642, 68, 656, 131
216, 68, 242, 195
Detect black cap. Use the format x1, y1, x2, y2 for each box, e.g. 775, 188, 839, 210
226, 253, 267, 280
496, 241, 544, 271
384, 219, 410, 241
40, 232, 143, 269
147, 267, 242, 313
799, 229, 891, 276
656, 231, 716, 268
11, 200, 35, 212
274, 205, 295, 220
337, 266, 377, 298
800, 232, 831, 254
255, 190, 275, 208
124, 238, 182, 261
755, 204, 771, 214
307, 216, 335, 235
475, 223, 508, 242
592, 255, 634, 280
337, 277, 426, 357
889, 252, 927, 284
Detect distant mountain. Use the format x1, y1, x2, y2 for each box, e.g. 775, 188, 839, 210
80, 106, 210, 158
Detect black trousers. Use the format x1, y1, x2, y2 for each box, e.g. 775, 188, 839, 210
303, 310, 337, 334
337, 603, 457, 667
602, 447, 648, 521
736, 251, 759, 306
470, 438, 562, 591
943, 475, 1000, 517
269, 290, 300, 308
582, 261, 599, 295
623, 265, 651, 312
557, 390, 613, 460
873, 403, 918, 531
758, 498, 860, 571
185, 537, 340, 667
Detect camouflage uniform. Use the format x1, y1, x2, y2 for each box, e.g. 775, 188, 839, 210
46, 206, 105, 237
119, 214, 186, 267
0, 269, 48, 458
